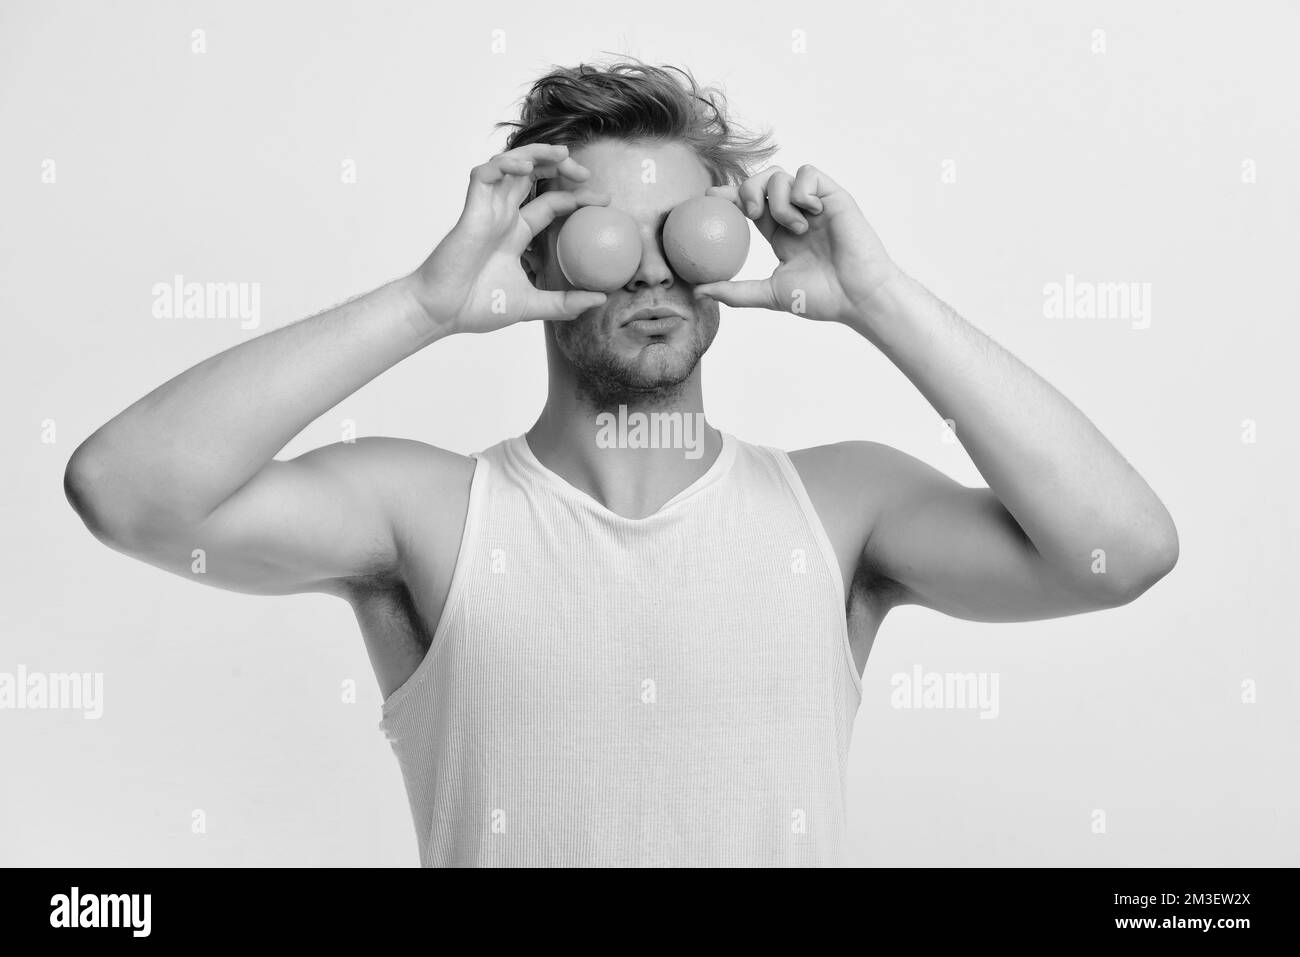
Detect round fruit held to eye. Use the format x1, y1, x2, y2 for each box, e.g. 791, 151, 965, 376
555, 206, 642, 292
662, 196, 751, 285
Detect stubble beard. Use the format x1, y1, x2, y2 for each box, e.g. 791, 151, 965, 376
551, 305, 719, 411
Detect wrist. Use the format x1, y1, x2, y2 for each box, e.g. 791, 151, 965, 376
840, 265, 914, 336
396, 272, 459, 341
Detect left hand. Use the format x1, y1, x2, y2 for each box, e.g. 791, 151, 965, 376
693, 164, 902, 325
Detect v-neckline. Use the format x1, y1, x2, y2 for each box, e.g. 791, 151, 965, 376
509, 430, 737, 523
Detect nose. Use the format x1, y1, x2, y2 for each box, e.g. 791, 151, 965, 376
624, 226, 676, 291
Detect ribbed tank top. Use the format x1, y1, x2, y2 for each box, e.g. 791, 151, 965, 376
378, 432, 863, 866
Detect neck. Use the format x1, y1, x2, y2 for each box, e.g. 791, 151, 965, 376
526, 367, 722, 520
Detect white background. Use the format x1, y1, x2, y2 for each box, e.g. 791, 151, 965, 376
1, 0, 1296, 865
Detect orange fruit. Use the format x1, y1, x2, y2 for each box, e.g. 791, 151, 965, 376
556, 206, 642, 292
662, 196, 751, 284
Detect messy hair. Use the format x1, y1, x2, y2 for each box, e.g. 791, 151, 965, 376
497, 58, 777, 199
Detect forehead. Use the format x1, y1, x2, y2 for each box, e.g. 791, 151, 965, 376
560, 138, 714, 215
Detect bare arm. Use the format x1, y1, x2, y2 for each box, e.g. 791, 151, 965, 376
65, 143, 611, 596
699, 165, 1178, 621
66, 279, 454, 592
847, 276, 1175, 615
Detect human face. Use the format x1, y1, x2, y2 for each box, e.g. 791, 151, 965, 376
533, 138, 721, 406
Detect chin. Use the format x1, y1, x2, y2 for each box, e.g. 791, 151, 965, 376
620, 339, 697, 386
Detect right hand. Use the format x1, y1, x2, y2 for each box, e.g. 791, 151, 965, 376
408, 143, 611, 334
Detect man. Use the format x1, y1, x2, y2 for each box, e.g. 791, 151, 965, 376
64, 61, 1178, 867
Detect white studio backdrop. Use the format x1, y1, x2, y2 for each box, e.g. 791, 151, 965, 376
1, 0, 1296, 865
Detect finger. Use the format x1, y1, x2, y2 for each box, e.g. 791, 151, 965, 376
469, 160, 510, 187
553, 155, 590, 182
750, 208, 781, 244
528, 289, 608, 322
471, 144, 587, 192
495, 155, 535, 178
516, 155, 589, 183
470, 157, 540, 189
765, 172, 807, 234
503, 155, 593, 208
704, 184, 744, 211
500, 142, 573, 168
790, 165, 825, 215
692, 279, 777, 310
518, 188, 611, 242
737, 167, 786, 220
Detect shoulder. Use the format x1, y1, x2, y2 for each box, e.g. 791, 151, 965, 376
784, 441, 937, 594
788, 439, 923, 504
788, 438, 920, 471
787, 439, 956, 536
362, 437, 477, 537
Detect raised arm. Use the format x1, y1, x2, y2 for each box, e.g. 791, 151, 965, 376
65, 276, 450, 593
64, 143, 611, 597
697, 164, 1178, 621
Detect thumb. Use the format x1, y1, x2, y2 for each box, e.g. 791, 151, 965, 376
692, 279, 776, 310
530, 289, 608, 322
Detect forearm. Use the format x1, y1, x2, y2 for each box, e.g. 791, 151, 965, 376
67, 274, 442, 530
850, 272, 1177, 590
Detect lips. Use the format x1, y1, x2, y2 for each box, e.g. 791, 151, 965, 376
621, 306, 687, 326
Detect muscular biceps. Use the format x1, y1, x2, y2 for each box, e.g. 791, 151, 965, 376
792, 441, 1113, 623
68, 437, 474, 598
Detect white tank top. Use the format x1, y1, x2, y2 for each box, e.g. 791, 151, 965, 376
378, 432, 862, 866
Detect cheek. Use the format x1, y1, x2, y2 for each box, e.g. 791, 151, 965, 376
554, 303, 608, 345
695, 297, 721, 331
693, 302, 722, 351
